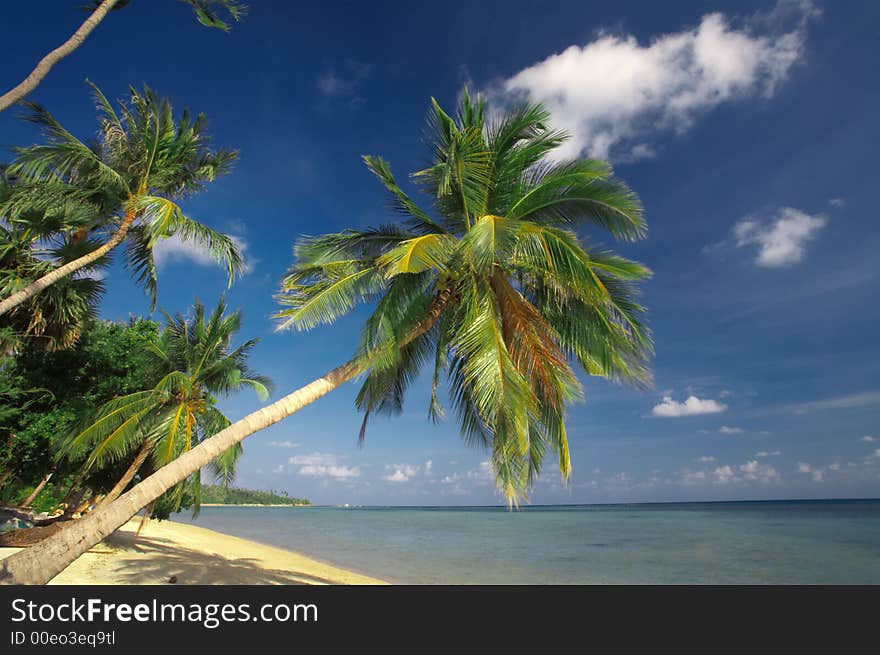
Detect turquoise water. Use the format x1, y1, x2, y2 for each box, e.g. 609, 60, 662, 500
173, 500, 880, 584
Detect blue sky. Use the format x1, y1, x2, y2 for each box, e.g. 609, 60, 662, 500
2, 0, 878, 505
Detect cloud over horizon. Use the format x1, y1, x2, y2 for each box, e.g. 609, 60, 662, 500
289, 452, 360, 479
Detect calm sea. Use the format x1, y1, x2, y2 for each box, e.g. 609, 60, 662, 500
172, 499, 880, 584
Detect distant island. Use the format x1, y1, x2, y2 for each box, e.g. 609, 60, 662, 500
200, 485, 310, 506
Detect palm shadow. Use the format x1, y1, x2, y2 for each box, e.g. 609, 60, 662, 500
100, 530, 338, 585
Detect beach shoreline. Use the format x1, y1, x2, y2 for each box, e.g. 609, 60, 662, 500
0, 518, 387, 585
198, 503, 310, 507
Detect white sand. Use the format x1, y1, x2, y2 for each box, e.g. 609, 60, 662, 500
0, 518, 386, 585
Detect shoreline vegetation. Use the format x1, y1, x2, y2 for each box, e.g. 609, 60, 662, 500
200, 485, 311, 507
0, 518, 385, 585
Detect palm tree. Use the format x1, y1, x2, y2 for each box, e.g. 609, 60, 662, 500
0, 82, 244, 318
0, 175, 105, 350
0, 92, 652, 585
63, 297, 271, 511
0, 0, 247, 113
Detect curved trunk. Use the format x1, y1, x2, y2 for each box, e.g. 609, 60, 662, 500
98, 440, 152, 507
0, 210, 136, 317
0, 359, 360, 585
0, 0, 120, 113
0, 287, 453, 585
20, 472, 53, 508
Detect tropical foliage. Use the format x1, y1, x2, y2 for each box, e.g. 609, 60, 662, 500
200, 485, 310, 506
275, 91, 652, 503
0, 82, 243, 326
0, 318, 161, 511
62, 298, 272, 515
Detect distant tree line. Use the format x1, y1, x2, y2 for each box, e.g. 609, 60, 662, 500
200, 485, 309, 506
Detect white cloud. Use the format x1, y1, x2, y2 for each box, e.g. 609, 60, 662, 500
697, 455, 716, 462
678, 457, 781, 487
491, 1, 816, 161
713, 465, 737, 485
861, 436, 876, 443
441, 461, 494, 494
290, 452, 360, 479
740, 460, 779, 482
733, 207, 827, 267
756, 450, 782, 458
797, 462, 825, 482
424, 460, 433, 475
269, 440, 299, 448
153, 233, 254, 275
383, 463, 420, 483
651, 395, 727, 417
828, 197, 846, 208
719, 425, 744, 434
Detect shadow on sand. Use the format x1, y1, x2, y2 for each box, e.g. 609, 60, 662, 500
102, 530, 337, 585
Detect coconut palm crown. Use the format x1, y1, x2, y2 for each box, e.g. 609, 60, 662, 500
63, 297, 272, 514
0, 81, 242, 314
275, 90, 653, 504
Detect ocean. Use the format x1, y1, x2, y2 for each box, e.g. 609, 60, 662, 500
172, 499, 880, 584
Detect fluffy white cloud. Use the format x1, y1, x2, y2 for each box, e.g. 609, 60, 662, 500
383, 464, 420, 483
719, 425, 744, 434
713, 465, 737, 485
697, 455, 716, 463
153, 234, 254, 274
861, 436, 876, 443
797, 462, 825, 482
269, 440, 299, 448
733, 207, 827, 267
651, 395, 727, 417
740, 460, 779, 482
289, 452, 360, 479
492, 1, 816, 160
756, 450, 782, 458
679, 458, 779, 487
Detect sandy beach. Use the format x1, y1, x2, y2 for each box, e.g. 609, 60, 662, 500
0, 518, 386, 585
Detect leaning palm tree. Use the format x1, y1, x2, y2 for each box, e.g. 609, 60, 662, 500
0, 91, 652, 585
0, 0, 248, 113
62, 297, 271, 512
0, 82, 243, 317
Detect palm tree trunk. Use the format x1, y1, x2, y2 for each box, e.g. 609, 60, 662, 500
98, 441, 152, 507
0, 209, 136, 317
0, 288, 453, 585
0, 0, 121, 113
0, 359, 359, 584
20, 472, 53, 508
